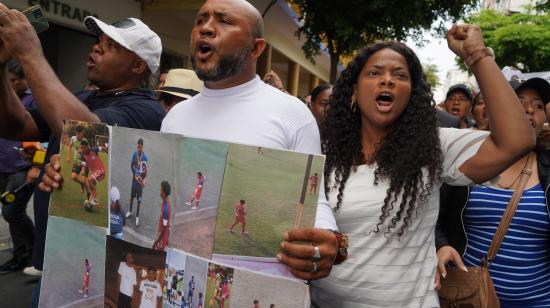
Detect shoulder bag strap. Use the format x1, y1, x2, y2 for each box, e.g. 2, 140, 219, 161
485, 153, 534, 264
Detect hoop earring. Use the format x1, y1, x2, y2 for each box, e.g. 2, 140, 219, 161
350, 99, 357, 112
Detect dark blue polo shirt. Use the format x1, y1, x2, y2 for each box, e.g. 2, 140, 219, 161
30, 88, 165, 269
0, 89, 36, 173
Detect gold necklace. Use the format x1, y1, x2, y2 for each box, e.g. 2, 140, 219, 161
496, 153, 532, 189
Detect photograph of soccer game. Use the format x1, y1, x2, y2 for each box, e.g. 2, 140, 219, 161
229, 269, 310, 308
49, 120, 110, 227
211, 144, 324, 259
205, 263, 233, 308
181, 254, 208, 308
172, 137, 228, 259
110, 127, 178, 250
104, 236, 166, 308
39, 216, 106, 308
163, 248, 187, 307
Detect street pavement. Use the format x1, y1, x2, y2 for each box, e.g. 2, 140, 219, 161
0, 198, 38, 308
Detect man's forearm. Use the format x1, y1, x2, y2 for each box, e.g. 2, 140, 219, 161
18, 54, 100, 137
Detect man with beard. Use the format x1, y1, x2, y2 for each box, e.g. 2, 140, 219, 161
0, 5, 165, 279
161, 0, 341, 281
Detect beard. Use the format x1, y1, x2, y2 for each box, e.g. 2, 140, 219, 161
191, 45, 253, 82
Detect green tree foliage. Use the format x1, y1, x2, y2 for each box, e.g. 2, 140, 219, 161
461, 9, 550, 72
423, 63, 440, 89
536, 0, 550, 12
290, 0, 478, 83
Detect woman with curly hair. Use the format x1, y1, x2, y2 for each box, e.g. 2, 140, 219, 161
308, 24, 535, 307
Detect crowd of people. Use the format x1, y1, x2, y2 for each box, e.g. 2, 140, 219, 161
0, 0, 549, 307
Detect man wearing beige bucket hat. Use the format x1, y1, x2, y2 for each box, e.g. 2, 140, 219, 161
156, 69, 203, 112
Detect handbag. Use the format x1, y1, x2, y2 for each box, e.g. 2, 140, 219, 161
438, 153, 534, 308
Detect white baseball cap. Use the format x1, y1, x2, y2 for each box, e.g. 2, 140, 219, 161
110, 186, 120, 203
84, 16, 162, 74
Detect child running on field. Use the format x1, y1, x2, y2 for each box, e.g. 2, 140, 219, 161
309, 173, 319, 194
80, 139, 107, 209
229, 200, 247, 235
186, 172, 206, 209
78, 259, 91, 298
67, 125, 87, 193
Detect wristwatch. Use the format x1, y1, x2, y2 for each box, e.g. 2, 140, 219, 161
329, 230, 348, 265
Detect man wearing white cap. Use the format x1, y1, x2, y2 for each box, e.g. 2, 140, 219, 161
0, 3, 165, 277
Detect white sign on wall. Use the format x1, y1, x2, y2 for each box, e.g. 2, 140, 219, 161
3, 0, 141, 32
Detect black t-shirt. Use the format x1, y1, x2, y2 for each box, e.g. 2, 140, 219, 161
31, 88, 165, 141
31, 88, 165, 173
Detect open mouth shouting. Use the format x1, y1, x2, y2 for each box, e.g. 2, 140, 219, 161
376, 92, 395, 113
86, 55, 96, 69
195, 41, 214, 61
449, 106, 462, 116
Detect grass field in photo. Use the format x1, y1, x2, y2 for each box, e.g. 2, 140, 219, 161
50, 122, 109, 228
204, 263, 233, 308
204, 276, 233, 308
170, 137, 227, 257
40, 217, 106, 308
212, 145, 324, 258
229, 269, 309, 307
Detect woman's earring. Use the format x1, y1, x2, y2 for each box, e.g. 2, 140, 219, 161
350, 99, 357, 112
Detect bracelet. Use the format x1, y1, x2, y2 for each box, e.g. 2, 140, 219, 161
328, 230, 348, 265
465, 47, 495, 68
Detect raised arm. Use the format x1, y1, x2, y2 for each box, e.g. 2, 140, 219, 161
0, 4, 100, 138
447, 24, 535, 182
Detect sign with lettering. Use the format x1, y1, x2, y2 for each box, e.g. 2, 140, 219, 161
2, 0, 140, 31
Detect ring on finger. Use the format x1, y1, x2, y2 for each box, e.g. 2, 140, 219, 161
311, 261, 318, 273
312, 245, 321, 262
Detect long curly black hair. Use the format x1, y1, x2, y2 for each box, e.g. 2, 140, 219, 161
321, 41, 443, 236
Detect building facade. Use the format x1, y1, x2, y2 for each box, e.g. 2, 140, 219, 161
482, 0, 534, 13
3, 0, 332, 97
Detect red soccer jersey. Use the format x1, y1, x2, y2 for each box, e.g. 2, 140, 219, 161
235, 203, 246, 222
82, 147, 105, 174
155, 199, 171, 251
310, 175, 319, 185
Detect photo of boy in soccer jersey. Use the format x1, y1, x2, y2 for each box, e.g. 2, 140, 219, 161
79, 139, 107, 210
138, 268, 163, 308
197, 292, 203, 308
153, 181, 171, 251
309, 173, 319, 194
50, 121, 110, 227
187, 275, 196, 305
228, 200, 248, 235
67, 125, 87, 193
186, 172, 206, 210
78, 259, 92, 298
127, 138, 148, 226
39, 216, 106, 307
205, 264, 232, 308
